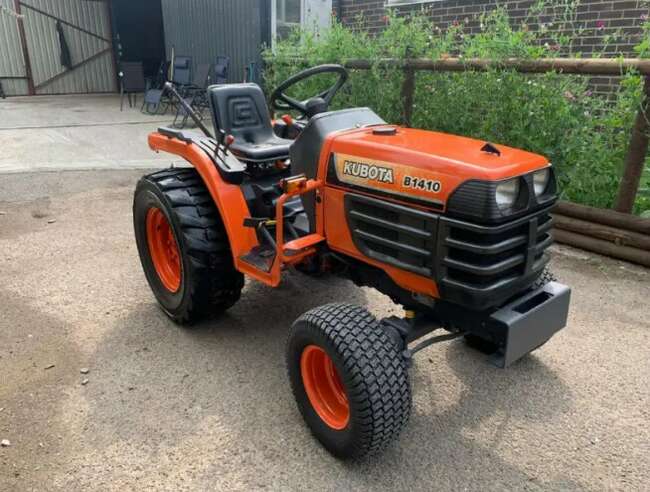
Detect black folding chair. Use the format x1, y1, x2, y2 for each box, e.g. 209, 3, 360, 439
119, 62, 146, 111
142, 60, 171, 115
173, 63, 212, 128
213, 56, 230, 84
171, 56, 193, 92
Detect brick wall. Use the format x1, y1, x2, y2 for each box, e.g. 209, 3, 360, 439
339, 0, 647, 55
338, 0, 648, 94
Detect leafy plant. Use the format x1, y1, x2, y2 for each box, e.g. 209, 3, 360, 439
264, 5, 650, 215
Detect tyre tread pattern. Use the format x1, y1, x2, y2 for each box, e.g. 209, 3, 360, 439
290, 303, 411, 458
142, 168, 243, 323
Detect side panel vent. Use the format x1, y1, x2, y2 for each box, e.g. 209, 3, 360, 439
345, 193, 438, 277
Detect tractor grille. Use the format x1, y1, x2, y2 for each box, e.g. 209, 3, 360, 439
344, 192, 554, 310
436, 206, 554, 309
344, 193, 438, 278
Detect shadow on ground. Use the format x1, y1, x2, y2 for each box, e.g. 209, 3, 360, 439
73, 272, 577, 490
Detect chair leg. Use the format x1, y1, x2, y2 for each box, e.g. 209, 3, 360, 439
120, 87, 124, 111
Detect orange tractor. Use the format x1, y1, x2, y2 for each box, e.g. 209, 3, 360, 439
133, 65, 571, 459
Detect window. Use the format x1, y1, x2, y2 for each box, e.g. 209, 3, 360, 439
276, 0, 302, 41
271, 0, 332, 49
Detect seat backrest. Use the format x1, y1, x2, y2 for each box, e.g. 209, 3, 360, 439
172, 56, 192, 86
120, 62, 146, 92
208, 83, 275, 144
214, 56, 230, 84
194, 63, 212, 88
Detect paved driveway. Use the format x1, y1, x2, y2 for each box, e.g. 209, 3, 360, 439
0, 94, 182, 173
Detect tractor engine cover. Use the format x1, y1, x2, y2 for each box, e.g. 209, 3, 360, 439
326, 125, 549, 209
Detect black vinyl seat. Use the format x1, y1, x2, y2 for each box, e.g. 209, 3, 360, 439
208, 83, 292, 162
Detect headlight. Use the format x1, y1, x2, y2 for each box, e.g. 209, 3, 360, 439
495, 179, 520, 210
533, 168, 551, 196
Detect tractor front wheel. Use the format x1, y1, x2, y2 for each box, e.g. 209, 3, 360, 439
133, 168, 244, 324
286, 303, 411, 459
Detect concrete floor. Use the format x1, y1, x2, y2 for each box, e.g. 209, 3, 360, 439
0, 94, 185, 173
0, 96, 649, 490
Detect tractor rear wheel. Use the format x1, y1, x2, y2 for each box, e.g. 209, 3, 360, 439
133, 168, 243, 324
286, 303, 411, 459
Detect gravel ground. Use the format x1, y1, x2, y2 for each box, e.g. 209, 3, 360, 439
0, 170, 648, 491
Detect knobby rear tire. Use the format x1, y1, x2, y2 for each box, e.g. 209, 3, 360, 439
133, 167, 244, 324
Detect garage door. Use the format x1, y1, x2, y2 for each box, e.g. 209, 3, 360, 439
0, 0, 117, 96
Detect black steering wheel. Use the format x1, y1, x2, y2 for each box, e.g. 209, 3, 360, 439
270, 64, 348, 118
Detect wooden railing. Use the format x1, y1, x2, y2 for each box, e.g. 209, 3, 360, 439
553, 201, 650, 267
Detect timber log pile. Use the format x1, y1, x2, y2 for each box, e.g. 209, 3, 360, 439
552, 201, 650, 267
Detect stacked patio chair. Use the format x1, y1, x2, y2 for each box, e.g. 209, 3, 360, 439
172, 63, 212, 128
171, 56, 193, 93
213, 56, 230, 84
141, 56, 195, 116
119, 62, 146, 111
142, 60, 171, 115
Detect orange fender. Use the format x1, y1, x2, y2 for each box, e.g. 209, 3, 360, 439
148, 132, 258, 260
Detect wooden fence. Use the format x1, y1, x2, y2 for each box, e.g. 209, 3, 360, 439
283, 57, 650, 265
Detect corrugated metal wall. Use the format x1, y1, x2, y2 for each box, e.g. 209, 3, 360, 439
160, 0, 263, 83
0, 5, 29, 96
0, 0, 116, 96
22, 0, 115, 94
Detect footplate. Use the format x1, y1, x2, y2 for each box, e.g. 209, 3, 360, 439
489, 281, 571, 368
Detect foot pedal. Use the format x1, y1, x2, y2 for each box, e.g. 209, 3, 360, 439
239, 246, 276, 273
243, 217, 276, 228
283, 234, 325, 256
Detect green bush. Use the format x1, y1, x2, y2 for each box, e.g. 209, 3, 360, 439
264, 6, 650, 215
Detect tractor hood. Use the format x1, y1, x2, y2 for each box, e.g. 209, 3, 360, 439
327, 125, 549, 207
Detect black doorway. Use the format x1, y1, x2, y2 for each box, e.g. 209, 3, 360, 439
110, 0, 166, 78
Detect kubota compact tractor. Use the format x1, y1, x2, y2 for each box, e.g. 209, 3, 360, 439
133, 65, 571, 459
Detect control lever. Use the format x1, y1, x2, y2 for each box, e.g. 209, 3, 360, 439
223, 134, 235, 155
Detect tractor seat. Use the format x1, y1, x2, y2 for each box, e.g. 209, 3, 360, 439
208, 83, 292, 162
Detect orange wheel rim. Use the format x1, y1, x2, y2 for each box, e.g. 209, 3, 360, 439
300, 345, 349, 430
146, 207, 181, 292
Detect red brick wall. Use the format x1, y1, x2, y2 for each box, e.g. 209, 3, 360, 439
339, 0, 648, 56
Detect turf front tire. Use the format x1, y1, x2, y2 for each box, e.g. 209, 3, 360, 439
133, 168, 244, 324
286, 303, 411, 459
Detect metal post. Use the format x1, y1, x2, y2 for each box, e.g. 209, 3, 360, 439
14, 0, 35, 95
614, 76, 650, 214
401, 60, 416, 127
